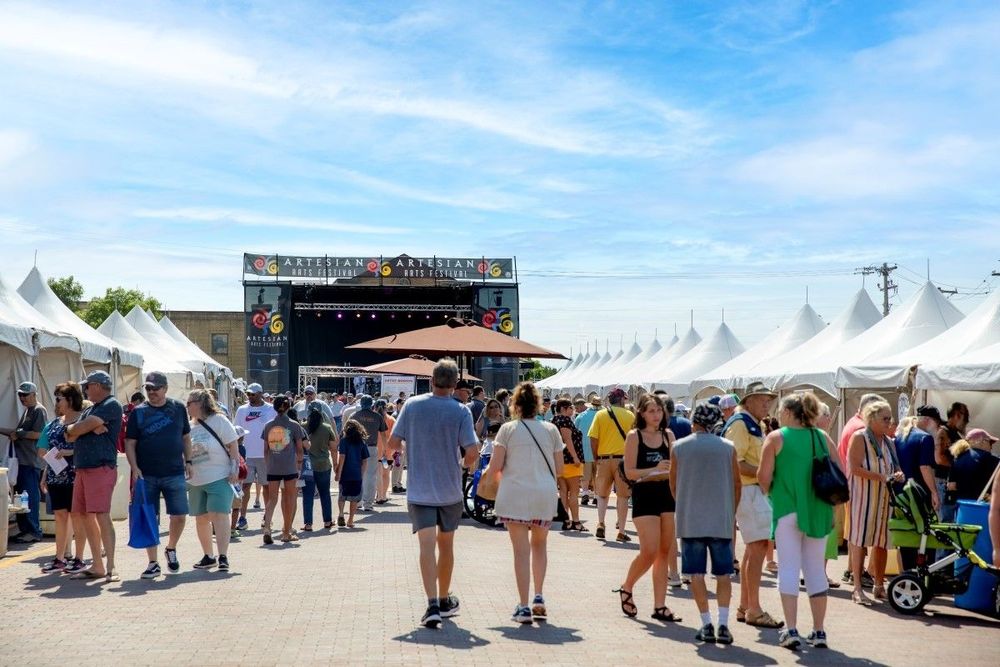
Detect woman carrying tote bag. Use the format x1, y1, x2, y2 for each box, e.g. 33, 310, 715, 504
485, 382, 564, 625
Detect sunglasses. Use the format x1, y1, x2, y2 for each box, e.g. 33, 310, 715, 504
54, 395, 65, 401
17, 393, 30, 398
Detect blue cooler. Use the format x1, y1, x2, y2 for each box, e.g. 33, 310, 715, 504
954, 500, 997, 613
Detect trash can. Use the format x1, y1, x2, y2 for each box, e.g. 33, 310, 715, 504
954, 499, 996, 613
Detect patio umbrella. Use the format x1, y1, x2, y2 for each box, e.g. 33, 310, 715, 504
364, 355, 482, 381
347, 318, 566, 359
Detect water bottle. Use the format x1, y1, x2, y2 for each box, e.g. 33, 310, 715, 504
19, 490, 28, 511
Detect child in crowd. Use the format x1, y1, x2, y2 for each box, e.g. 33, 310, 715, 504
335, 419, 370, 529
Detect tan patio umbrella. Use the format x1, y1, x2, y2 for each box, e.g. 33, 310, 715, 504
364, 355, 482, 381
347, 318, 566, 359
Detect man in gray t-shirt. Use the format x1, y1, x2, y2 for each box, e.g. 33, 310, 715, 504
1, 382, 48, 541
387, 360, 478, 629
670, 402, 741, 644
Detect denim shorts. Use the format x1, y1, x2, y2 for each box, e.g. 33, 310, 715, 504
681, 537, 734, 576
142, 474, 189, 515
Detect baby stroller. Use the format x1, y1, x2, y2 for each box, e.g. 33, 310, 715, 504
463, 429, 500, 528
886, 479, 1000, 616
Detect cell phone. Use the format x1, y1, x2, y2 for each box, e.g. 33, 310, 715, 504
231, 484, 244, 498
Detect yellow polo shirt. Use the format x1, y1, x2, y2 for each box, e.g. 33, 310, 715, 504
725, 415, 763, 486
587, 406, 635, 457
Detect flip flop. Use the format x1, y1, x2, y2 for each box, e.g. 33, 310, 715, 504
69, 570, 105, 580
105, 571, 120, 582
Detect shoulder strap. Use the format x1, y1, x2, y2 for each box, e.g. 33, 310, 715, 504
521, 421, 556, 481
606, 407, 628, 440
198, 418, 231, 460
723, 412, 762, 438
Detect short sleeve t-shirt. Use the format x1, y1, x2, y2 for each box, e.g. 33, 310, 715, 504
261, 414, 305, 476
391, 394, 478, 506
587, 406, 635, 457
950, 448, 1000, 501
350, 409, 386, 447
896, 427, 936, 493
574, 408, 599, 463
726, 416, 762, 486
337, 436, 370, 482
126, 399, 191, 478
73, 397, 123, 469
14, 404, 47, 469
307, 423, 337, 472
668, 415, 693, 440
188, 414, 238, 486
234, 402, 277, 459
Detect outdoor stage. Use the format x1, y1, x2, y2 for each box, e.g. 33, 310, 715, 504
242, 253, 521, 393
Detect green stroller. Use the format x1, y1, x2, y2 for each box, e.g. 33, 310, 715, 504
886, 479, 1000, 615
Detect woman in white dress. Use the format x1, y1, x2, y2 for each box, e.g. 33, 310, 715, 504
486, 382, 564, 624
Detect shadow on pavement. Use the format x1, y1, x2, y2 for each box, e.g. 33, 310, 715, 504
695, 641, 780, 665
393, 624, 491, 650
112, 570, 244, 597
487, 623, 584, 644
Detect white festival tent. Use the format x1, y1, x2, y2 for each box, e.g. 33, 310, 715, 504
588, 339, 643, 388
0, 270, 84, 430
537, 352, 584, 389
917, 340, 1000, 392
565, 341, 625, 396
17, 267, 144, 396
98, 311, 199, 400
632, 326, 702, 388
125, 306, 213, 380
159, 315, 234, 402
837, 288, 1000, 390
650, 323, 746, 400
558, 344, 615, 394
550, 346, 604, 390
745, 289, 883, 395
689, 304, 827, 400
771, 282, 963, 397
609, 334, 673, 388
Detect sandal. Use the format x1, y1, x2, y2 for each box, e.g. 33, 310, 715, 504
872, 585, 887, 601
562, 521, 572, 531
613, 588, 638, 618
571, 521, 587, 532
736, 606, 747, 623
301, 525, 313, 532
324, 522, 334, 529
827, 577, 841, 589
615, 532, 632, 543
651, 607, 682, 623
745, 610, 784, 628
337, 516, 346, 527
280, 533, 292, 543
69, 569, 105, 580
852, 592, 873, 606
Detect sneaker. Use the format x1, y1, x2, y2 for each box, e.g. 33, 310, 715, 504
439, 594, 460, 618
63, 558, 86, 574
531, 594, 547, 620
778, 629, 802, 650
681, 574, 691, 585
595, 524, 606, 540
230, 529, 241, 540
696, 622, 716, 643
512, 605, 533, 624
841, 569, 852, 584
579, 495, 589, 506
141, 562, 162, 579
421, 604, 442, 629
236, 517, 248, 531
716, 625, 733, 645
164, 548, 179, 573
861, 571, 875, 587
337, 516, 346, 527
193, 555, 217, 569
806, 630, 828, 648
668, 573, 682, 588
253, 500, 261, 509
41, 559, 67, 573
218, 555, 230, 572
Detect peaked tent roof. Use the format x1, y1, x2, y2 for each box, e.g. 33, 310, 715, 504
691, 304, 826, 396
633, 327, 702, 386
591, 341, 643, 386
838, 288, 1000, 389
650, 323, 746, 392
18, 267, 143, 368
537, 352, 584, 388
98, 311, 199, 385
0, 269, 80, 355
746, 289, 882, 392
552, 346, 605, 389
125, 306, 209, 375
159, 316, 231, 378
609, 335, 672, 387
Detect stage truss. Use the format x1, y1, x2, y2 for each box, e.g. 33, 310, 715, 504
298, 365, 381, 393
294, 303, 473, 313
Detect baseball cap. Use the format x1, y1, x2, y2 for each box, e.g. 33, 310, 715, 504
916, 405, 943, 424
607, 387, 627, 402
304, 385, 316, 394
16, 381, 37, 395
81, 370, 113, 388
246, 382, 263, 394
234, 425, 248, 438
692, 402, 722, 430
360, 395, 374, 409
676, 403, 689, 413
707, 395, 722, 406
144, 371, 168, 389
966, 428, 998, 443
455, 379, 473, 391
719, 395, 738, 411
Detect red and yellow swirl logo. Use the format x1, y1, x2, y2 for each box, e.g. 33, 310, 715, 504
266, 259, 278, 275
269, 315, 284, 334
380, 262, 392, 277
489, 261, 503, 278
366, 260, 378, 273
252, 256, 267, 271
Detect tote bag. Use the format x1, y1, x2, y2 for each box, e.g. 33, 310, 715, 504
127, 478, 160, 549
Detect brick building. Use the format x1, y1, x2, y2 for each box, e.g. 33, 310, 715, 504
162, 310, 246, 378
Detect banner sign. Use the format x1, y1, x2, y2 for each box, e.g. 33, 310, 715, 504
243, 253, 514, 282
245, 285, 291, 392
380, 374, 416, 398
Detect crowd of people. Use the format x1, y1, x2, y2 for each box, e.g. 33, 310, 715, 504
4, 360, 1000, 650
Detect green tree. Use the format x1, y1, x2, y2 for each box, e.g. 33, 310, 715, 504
81, 287, 162, 328
47, 275, 85, 313
525, 359, 558, 381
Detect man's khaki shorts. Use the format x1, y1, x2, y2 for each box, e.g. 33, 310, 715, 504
595, 457, 630, 498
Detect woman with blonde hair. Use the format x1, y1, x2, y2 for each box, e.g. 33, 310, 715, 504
485, 381, 563, 623
845, 400, 903, 605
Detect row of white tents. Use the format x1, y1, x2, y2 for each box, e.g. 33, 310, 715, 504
539, 283, 1000, 435
1, 268, 234, 431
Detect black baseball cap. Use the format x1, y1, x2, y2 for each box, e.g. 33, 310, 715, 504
455, 379, 473, 390
916, 405, 943, 424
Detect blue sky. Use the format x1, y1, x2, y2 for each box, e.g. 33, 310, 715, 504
1, 0, 998, 363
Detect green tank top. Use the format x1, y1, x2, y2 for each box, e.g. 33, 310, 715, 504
769, 426, 834, 539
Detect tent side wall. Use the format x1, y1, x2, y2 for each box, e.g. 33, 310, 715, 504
0, 344, 33, 464
923, 390, 1000, 443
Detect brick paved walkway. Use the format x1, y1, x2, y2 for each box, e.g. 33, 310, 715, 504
4, 494, 999, 666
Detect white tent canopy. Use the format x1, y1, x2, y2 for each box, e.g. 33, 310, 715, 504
98, 311, 199, 399
746, 289, 883, 394
160, 315, 231, 379
651, 323, 745, 399
537, 352, 584, 389
838, 288, 1000, 390
916, 340, 1000, 391
691, 303, 827, 399
611, 334, 673, 388
551, 346, 604, 390
589, 340, 643, 388
125, 306, 211, 378
635, 327, 702, 387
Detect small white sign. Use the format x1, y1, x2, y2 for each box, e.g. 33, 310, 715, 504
381, 374, 415, 397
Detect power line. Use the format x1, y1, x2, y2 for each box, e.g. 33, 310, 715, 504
855, 263, 897, 316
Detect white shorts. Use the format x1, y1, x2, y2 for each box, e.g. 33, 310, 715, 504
245, 457, 267, 484
737, 484, 773, 544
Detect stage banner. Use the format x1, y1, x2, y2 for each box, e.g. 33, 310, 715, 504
243, 253, 514, 282
380, 374, 415, 398
245, 284, 290, 392
473, 285, 519, 336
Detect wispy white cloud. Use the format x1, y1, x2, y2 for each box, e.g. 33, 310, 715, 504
132, 207, 408, 235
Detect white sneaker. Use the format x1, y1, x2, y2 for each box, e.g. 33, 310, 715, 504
668, 573, 682, 588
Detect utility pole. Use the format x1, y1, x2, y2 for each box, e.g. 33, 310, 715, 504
855, 263, 898, 316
